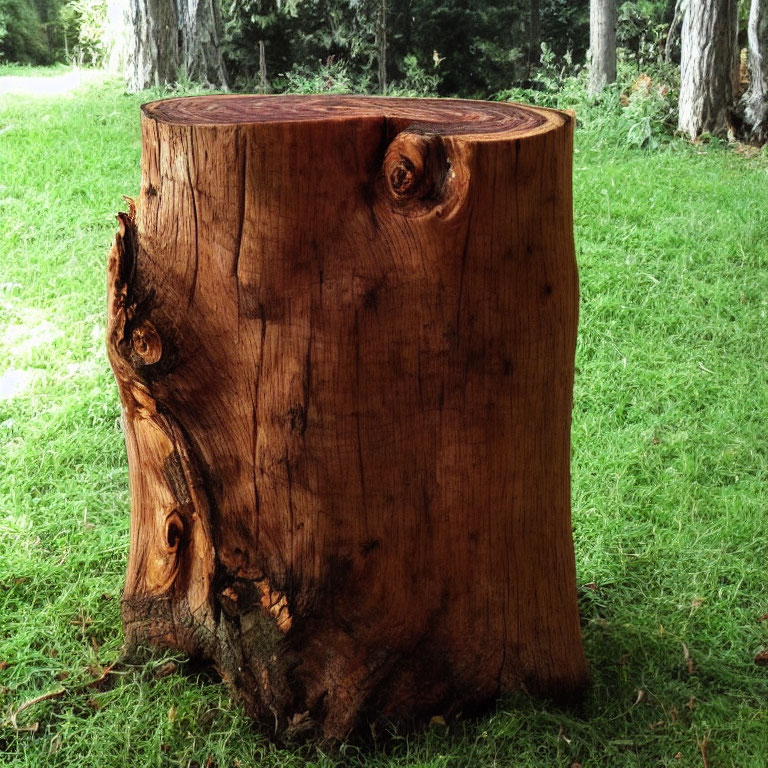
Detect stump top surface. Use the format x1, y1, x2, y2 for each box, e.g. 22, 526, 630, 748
141, 94, 565, 140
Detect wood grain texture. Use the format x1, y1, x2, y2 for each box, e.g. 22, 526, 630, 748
107, 95, 587, 742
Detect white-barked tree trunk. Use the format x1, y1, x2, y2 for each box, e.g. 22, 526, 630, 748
678, 0, 739, 139
742, 0, 768, 143
588, 0, 617, 97
124, 0, 228, 93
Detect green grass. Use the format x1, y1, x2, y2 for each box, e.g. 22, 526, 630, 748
1, 69, 766, 767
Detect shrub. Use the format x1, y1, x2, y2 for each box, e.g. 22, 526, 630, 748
495, 42, 680, 150
0, 0, 51, 63
60, 0, 107, 66
386, 53, 441, 97
277, 57, 366, 94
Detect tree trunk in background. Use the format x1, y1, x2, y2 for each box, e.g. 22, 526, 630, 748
258, 40, 269, 92
742, 0, 768, 143
107, 95, 588, 743
526, 0, 542, 78
678, 0, 739, 139
177, 0, 228, 89
126, 0, 179, 92
124, 0, 228, 93
104, 0, 132, 74
664, 0, 684, 64
376, 0, 387, 94
588, 0, 617, 96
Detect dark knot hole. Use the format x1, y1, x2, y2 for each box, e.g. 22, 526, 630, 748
166, 512, 185, 551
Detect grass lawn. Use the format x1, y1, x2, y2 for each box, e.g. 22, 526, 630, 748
1, 68, 766, 767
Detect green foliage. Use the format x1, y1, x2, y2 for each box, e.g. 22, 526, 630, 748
1, 70, 767, 768
386, 52, 440, 96
223, 0, 552, 98
496, 39, 680, 150
617, 0, 670, 59
0, 0, 105, 65
0, 0, 51, 63
223, 0, 377, 91
59, 0, 107, 65
396, 0, 524, 97
539, 0, 590, 61
277, 56, 361, 93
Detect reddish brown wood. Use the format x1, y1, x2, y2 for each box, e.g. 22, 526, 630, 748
107, 94, 587, 742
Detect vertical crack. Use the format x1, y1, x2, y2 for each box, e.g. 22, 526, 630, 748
251, 302, 267, 548
234, 129, 248, 286
353, 308, 369, 538
186, 125, 200, 310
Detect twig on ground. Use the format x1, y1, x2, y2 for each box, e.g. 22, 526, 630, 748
698, 734, 711, 768
7, 688, 65, 731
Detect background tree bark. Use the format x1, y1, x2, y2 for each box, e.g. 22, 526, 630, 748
588, 0, 617, 97
107, 95, 588, 743
126, 0, 179, 92
678, 0, 739, 139
741, 0, 768, 143
104, 0, 132, 75
124, 0, 228, 93
526, 0, 542, 79
376, 0, 387, 94
177, 0, 228, 88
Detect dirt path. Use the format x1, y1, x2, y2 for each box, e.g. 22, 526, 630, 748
0, 69, 108, 97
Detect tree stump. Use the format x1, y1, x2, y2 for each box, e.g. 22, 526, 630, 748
107, 95, 587, 742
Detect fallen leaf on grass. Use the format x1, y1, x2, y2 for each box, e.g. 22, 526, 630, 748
754, 649, 768, 666
154, 661, 178, 679
682, 643, 696, 675
49, 731, 63, 754
429, 715, 446, 726
87, 664, 115, 690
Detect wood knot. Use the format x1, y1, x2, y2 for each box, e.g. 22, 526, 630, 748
131, 322, 162, 365
165, 509, 186, 553
389, 156, 418, 196
382, 132, 446, 206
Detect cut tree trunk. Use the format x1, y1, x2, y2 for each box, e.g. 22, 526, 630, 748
107, 95, 588, 743
588, 0, 617, 97
741, 0, 768, 143
678, 0, 739, 139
